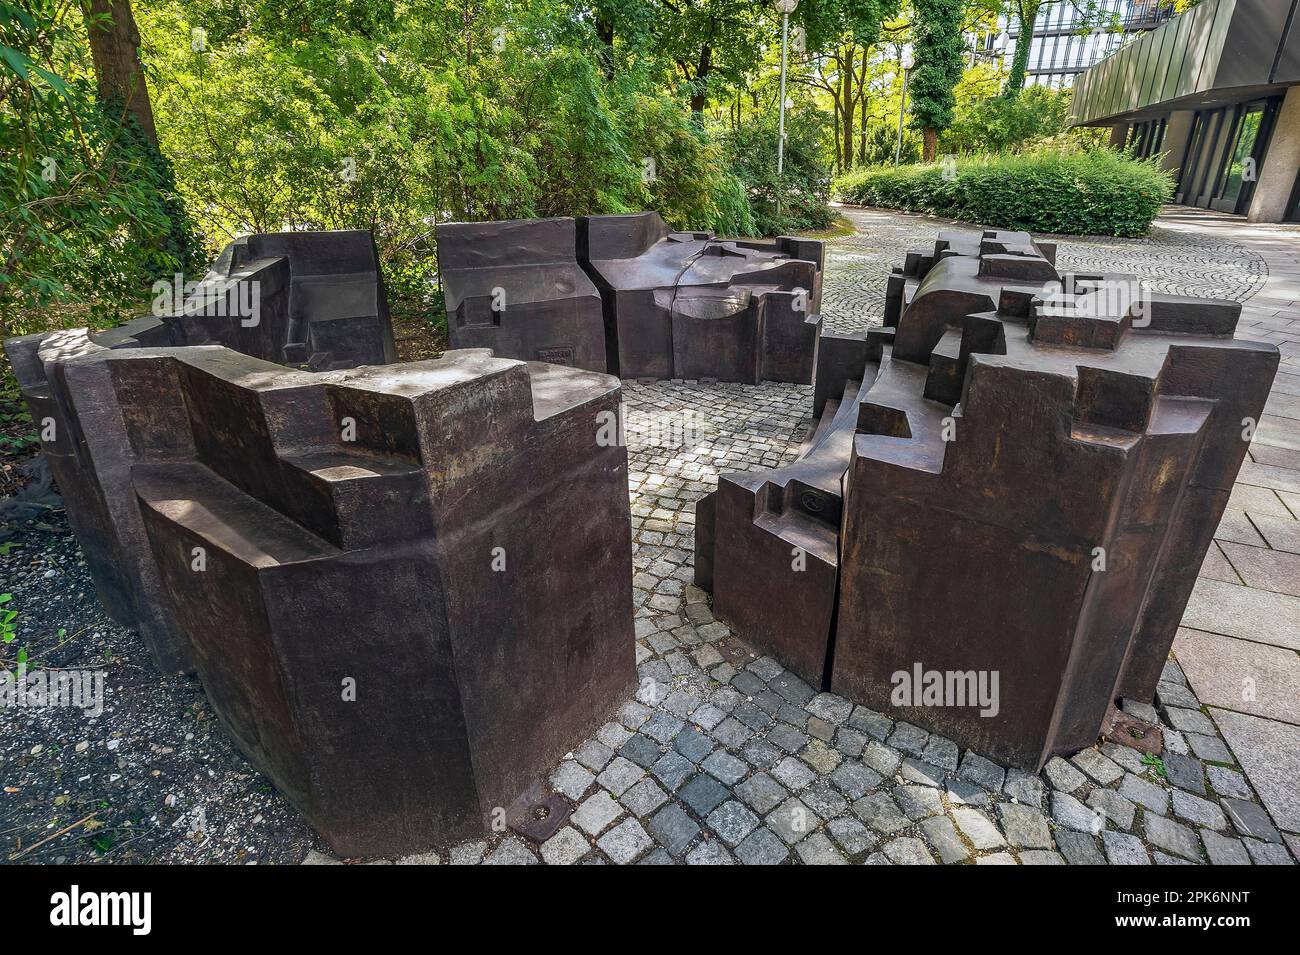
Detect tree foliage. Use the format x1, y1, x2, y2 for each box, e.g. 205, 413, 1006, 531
909, 0, 965, 159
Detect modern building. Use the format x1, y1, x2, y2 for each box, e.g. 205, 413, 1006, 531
1070, 0, 1300, 223
988, 0, 1174, 89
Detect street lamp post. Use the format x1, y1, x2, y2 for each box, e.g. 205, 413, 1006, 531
895, 49, 914, 167
775, 0, 798, 222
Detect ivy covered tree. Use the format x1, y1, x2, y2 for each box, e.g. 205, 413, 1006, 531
910, 0, 964, 161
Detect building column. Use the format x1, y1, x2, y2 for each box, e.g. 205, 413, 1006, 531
1248, 86, 1300, 223
1161, 111, 1196, 173
1108, 122, 1130, 149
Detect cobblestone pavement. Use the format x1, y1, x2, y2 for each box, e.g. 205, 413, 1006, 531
305, 206, 1298, 865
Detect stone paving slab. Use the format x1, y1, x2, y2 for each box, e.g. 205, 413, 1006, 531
1181, 577, 1300, 651
1211, 709, 1300, 833
1173, 628, 1300, 725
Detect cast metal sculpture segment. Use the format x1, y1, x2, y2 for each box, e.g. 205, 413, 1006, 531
439, 211, 825, 384
4, 231, 635, 856
697, 229, 1279, 771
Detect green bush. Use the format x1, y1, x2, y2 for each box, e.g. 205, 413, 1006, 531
723, 106, 834, 236
834, 147, 1173, 237
943, 87, 1073, 155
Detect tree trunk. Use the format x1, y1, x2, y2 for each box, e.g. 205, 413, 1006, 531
83, 0, 158, 145
840, 45, 856, 175
923, 127, 938, 163
690, 45, 713, 115
1001, 3, 1040, 100
595, 14, 616, 79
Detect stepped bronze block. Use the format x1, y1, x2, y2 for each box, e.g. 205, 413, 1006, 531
698, 230, 1278, 770
438, 211, 824, 382
579, 212, 823, 381
5, 231, 398, 672
438, 217, 608, 372
7, 330, 635, 855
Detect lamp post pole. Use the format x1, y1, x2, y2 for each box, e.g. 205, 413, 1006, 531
895, 49, 914, 167
775, 0, 799, 222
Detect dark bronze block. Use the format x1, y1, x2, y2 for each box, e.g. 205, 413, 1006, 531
698, 231, 1277, 770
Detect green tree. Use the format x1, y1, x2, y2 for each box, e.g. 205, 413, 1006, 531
909, 0, 964, 161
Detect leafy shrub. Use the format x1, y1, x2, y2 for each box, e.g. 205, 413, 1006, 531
943, 87, 1073, 155
834, 147, 1173, 237
723, 106, 834, 236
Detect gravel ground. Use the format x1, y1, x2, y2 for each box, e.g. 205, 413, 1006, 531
1, 513, 320, 863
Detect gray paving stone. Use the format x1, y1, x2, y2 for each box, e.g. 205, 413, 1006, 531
767, 722, 809, 754
447, 840, 487, 865
848, 706, 893, 740
1119, 773, 1169, 815
741, 738, 781, 769
651, 751, 694, 791
1003, 768, 1045, 810
801, 780, 848, 820
673, 726, 714, 764
711, 716, 754, 749
1221, 797, 1283, 842
550, 760, 595, 801
1164, 705, 1218, 737
853, 790, 909, 834
1054, 830, 1105, 865
768, 797, 819, 844
619, 733, 663, 769
772, 755, 816, 791
1143, 813, 1203, 862
1153, 851, 1194, 865
685, 838, 734, 865
541, 826, 592, 865
1087, 788, 1137, 831
884, 837, 936, 865
691, 702, 727, 731
770, 671, 815, 705
598, 721, 633, 750
571, 790, 623, 836
641, 712, 685, 745
945, 779, 991, 806
862, 741, 903, 777
801, 739, 843, 775
835, 727, 868, 758
1207, 765, 1252, 799
1244, 840, 1294, 865
1213, 708, 1300, 832
887, 722, 928, 756
702, 750, 748, 785
952, 807, 1007, 850
711, 686, 743, 712
618, 700, 653, 730
999, 803, 1053, 848
895, 783, 943, 820
1162, 752, 1207, 795
679, 773, 730, 816
1101, 831, 1151, 865
735, 826, 789, 865
650, 803, 700, 856
483, 837, 540, 865
597, 756, 646, 796
827, 816, 877, 858
957, 751, 1006, 791
731, 671, 766, 696
1044, 756, 1086, 794
1101, 742, 1148, 775
975, 853, 1017, 865
1121, 698, 1159, 724
807, 693, 854, 725
1172, 790, 1227, 830
1201, 829, 1251, 865
735, 771, 788, 815
620, 778, 669, 817
1020, 850, 1066, 865
797, 831, 848, 865
1187, 732, 1234, 764
920, 815, 970, 864
748, 656, 784, 681
900, 758, 947, 787
706, 800, 760, 847
921, 736, 960, 771
637, 847, 674, 865
1052, 792, 1103, 834
1164, 729, 1189, 755
832, 758, 883, 805
1071, 748, 1124, 786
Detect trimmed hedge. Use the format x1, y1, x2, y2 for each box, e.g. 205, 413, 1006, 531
834, 148, 1174, 237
